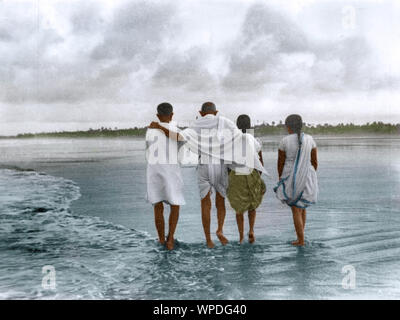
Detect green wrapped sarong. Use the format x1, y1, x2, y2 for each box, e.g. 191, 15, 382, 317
227, 169, 266, 214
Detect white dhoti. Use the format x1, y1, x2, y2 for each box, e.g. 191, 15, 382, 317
197, 163, 228, 199
146, 123, 185, 206
146, 163, 185, 205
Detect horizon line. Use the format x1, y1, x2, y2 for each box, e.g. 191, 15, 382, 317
1, 121, 399, 138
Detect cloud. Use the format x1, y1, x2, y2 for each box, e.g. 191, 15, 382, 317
90, 0, 177, 62
152, 47, 217, 92
69, 1, 105, 34
222, 3, 311, 92
222, 1, 400, 97
0, 0, 178, 105
1, 0, 400, 135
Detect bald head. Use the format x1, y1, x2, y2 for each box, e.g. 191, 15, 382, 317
200, 102, 218, 117
201, 102, 217, 112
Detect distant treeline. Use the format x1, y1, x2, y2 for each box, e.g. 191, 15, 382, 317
255, 121, 400, 136
9, 127, 147, 139
2, 122, 399, 139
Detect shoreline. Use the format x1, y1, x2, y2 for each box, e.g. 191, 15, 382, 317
0, 133, 399, 140
1, 122, 399, 140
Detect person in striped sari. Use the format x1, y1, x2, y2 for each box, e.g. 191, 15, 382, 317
274, 115, 319, 246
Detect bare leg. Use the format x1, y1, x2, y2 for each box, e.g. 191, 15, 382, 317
248, 210, 256, 244
291, 206, 305, 246
302, 209, 306, 233
201, 191, 214, 248
166, 205, 180, 250
216, 192, 228, 245
236, 213, 244, 244
154, 202, 165, 245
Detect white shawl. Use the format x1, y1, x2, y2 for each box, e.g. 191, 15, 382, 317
179, 115, 268, 175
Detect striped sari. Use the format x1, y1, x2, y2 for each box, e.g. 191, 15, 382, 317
274, 133, 318, 209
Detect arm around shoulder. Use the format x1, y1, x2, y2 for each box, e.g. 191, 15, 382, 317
148, 122, 184, 142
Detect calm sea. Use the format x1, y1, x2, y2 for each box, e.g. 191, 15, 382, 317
0, 136, 399, 299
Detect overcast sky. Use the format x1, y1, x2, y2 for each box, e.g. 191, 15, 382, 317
0, 0, 400, 135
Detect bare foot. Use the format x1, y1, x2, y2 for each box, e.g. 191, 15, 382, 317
291, 240, 305, 246
216, 231, 229, 246
239, 235, 244, 244
158, 238, 166, 245
248, 232, 255, 244
206, 240, 215, 249
166, 237, 174, 250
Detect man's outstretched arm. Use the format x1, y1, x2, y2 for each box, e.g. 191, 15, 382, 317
148, 122, 185, 142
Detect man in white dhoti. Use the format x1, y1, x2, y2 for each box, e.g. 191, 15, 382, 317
274, 114, 318, 246
149, 102, 267, 248
146, 103, 185, 250
188, 102, 236, 248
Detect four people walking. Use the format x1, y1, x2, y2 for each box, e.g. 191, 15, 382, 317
147, 102, 319, 250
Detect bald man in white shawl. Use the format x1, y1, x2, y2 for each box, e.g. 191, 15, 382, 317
149, 102, 267, 248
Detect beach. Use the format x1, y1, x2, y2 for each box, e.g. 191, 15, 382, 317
1, 136, 400, 299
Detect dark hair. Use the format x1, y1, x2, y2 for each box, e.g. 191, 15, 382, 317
285, 114, 303, 143
236, 114, 251, 133
157, 102, 173, 116
201, 102, 216, 113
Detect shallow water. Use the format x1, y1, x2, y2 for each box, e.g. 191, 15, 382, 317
0, 136, 400, 299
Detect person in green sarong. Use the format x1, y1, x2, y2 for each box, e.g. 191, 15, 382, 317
227, 115, 266, 244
